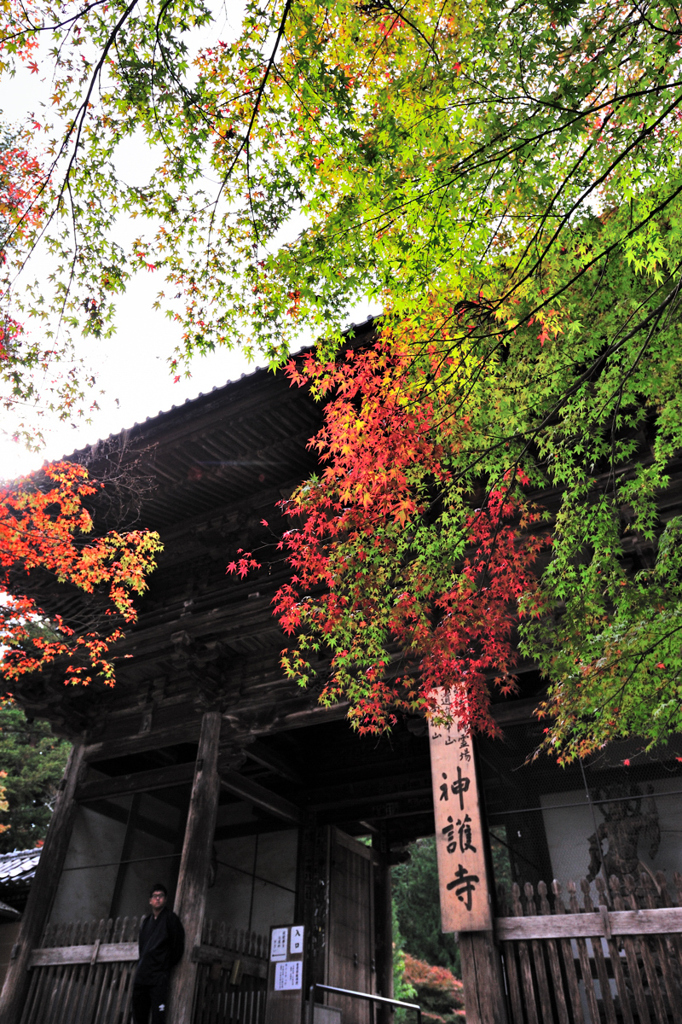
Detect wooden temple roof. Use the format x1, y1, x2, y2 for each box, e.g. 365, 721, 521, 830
5, 320, 439, 851
10, 317, 682, 854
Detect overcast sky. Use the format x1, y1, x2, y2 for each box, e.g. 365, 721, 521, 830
0, 2, 380, 482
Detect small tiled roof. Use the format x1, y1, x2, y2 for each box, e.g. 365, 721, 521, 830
0, 898, 20, 920
0, 847, 41, 889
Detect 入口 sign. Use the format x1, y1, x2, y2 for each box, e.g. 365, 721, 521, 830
429, 688, 492, 933
289, 925, 304, 955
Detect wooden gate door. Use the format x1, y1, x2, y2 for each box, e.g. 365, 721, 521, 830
326, 829, 376, 1024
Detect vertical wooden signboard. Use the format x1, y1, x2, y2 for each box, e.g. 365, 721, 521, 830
428, 689, 492, 933
264, 923, 305, 1024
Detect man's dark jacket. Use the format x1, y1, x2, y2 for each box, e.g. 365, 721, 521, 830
135, 907, 185, 986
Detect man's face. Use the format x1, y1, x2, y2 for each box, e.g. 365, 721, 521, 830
149, 890, 167, 915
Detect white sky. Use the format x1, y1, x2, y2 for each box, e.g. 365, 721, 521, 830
0, 2, 381, 481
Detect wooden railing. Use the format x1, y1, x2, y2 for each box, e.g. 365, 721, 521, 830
17, 917, 268, 1024
496, 870, 682, 1024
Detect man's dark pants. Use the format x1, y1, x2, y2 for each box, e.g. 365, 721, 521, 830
132, 973, 169, 1024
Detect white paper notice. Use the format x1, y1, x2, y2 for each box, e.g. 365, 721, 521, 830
289, 925, 304, 954
274, 961, 302, 991
270, 927, 288, 961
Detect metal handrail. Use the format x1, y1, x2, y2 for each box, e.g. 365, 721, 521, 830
308, 982, 422, 1024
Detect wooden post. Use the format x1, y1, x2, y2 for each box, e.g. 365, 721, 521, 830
427, 690, 509, 1024
0, 741, 85, 1024
169, 710, 222, 1024
372, 835, 393, 1024
459, 931, 509, 1024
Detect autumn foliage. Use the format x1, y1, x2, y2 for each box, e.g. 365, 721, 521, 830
403, 954, 466, 1024
230, 338, 546, 735
0, 140, 44, 357
4, 0, 682, 757
0, 461, 162, 688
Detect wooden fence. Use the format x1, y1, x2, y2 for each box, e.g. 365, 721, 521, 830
496, 871, 682, 1024
17, 917, 268, 1024
192, 920, 268, 1024
19, 916, 140, 1024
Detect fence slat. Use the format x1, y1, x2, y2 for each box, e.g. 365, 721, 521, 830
624, 875, 669, 1024
538, 882, 569, 1024
641, 871, 682, 1024
595, 876, 635, 1024
581, 879, 618, 1024
552, 881, 586, 1024
660, 871, 682, 960
512, 883, 539, 1024
524, 883, 554, 1023
567, 881, 600, 1024
610, 875, 652, 1024
501, 942, 525, 1024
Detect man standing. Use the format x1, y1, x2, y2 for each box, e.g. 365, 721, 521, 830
132, 883, 185, 1024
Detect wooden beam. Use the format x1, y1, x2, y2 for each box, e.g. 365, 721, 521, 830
496, 906, 682, 941
214, 819, 294, 842
244, 740, 303, 784
75, 761, 195, 801
191, 943, 267, 979
84, 721, 201, 762
308, 775, 432, 812
275, 702, 350, 732
490, 696, 542, 726
220, 769, 302, 824
80, 797, 179, 846
29, 942, 138, 967
169, 712, 222, 1024
0, 743, 86, 1024
315, 797, 434, 827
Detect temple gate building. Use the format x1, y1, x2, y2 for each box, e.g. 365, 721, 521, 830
1, 319, 681, 1024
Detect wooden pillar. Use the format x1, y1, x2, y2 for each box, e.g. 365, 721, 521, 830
372, 835, 393, 1024
427, 693, 509, 1024
169, 710, 222, 1024
0, 740, 85, 1024
459, 931, 509, 1024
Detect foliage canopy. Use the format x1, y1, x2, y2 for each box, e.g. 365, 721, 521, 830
0, 702, 70, 853
392, 835, 461, 975
0, 460, 162, 689
4, 0, 682, 755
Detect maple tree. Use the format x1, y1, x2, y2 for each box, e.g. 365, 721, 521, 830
401, 954, 466, 1024
3, 0, 682, 755
229, 339, 546, 736
0, 122, 93, 446
0, 460, 162, 689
